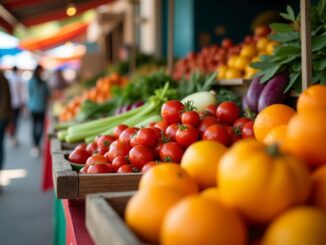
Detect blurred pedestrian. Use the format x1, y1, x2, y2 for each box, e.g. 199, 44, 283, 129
0, 70, 13, 188
7, 66, 24, 147
28, 65, 50, 158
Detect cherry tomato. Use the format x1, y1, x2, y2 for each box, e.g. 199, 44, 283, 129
221, 38, 234, 48
106, 140, 131, 162
87, 163, 113, 174
165, 123, 178, 141
242, 121, 255, 139
149, 126, 162, 139
135, 128, 157, 147
181, 111, 200, 126
216, 101, 240, 125
129, 145, 154, 169
79, 165, 89, 174
86, 142, 98, 154
204, 104, 218, 117
75, 143, 87, 151
154, 142, 163, 159
86, 154, 109, 165
68, 149, 91, 164
141, 161, 158, 173
198, 116, 218, 135
161, 100, 185, 124
119, 127, 139, 145
117, 165, 133, 173
233, 117, 251, 130
154, 120, 169, 133
97, 135, 116, 149
148, 122, 156, 127
176, 124, 199, 147
113, 124, 128, 139
96, 147, 109, 155
160, 142, 184, 163
198, 111, 210, 120
130, 134, 139, 147
202, 124, 230, 146
226, 126, 242, 145
112, 155, 130, 172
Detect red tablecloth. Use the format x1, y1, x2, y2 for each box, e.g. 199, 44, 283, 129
42, 115, 53, 191
63, 200, 94, 245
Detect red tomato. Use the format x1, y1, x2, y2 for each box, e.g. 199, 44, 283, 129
160, 142, 184, 163
79, 165, 89, 174
242, 121, 255, 139
112, 155, 130, 172
148, 122, 156, 127
175, 124, 199, 147
113, 124, 128, 139
181, 111, 200, 126
117, 165, 133, 173
198, 116, 218, 135
75, 143, 87, 151
106, 140, 131, 162
141, 161, 158, 173
204, 104, 218, 117
154, 120, 169, 133
68, 149, 91, 164
165, 123, 178, 141
87, 164, 113, 174
198, 111, 210, 120
221, 38, 234, 48
119, 127, 139, 145
226, 126, 242, 145
96, 147, 109, 155
161, 100, 185, 124
154, 142, 163, 159
149, 126, 162, 139
233, 117, 251, 130
130, 135, 139, 147
86, 154, 109, 165
216, 101, 240, 125
97, 135, 116, 149
135, 128, 157, 147
202, 124, 230, 146
86, 142, 98, 155
129, 145, 154, 169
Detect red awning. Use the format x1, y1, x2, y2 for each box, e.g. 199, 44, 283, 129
19, 22, 88, 51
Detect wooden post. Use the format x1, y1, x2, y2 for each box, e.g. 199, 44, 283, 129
167, 0, 175, 74
300, 0, 312, 90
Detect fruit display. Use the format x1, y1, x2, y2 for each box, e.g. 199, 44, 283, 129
58, 73, 127, 122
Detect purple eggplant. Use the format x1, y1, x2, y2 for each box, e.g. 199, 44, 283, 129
246, 76, 266, 112
242, 96, 250, 112
257, 72, 289, 112
131, 101, 144, 110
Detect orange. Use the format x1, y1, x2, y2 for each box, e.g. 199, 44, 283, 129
244, 64, 258, 79
217, 65, 227, 79
286, 110, 326, 167
161, 195, 247, 245
138, 163, 199, 195
263, 125, 288, 152
225, 67, 242, 79
227, 55, 238, 68
254, 104, 296, 142
201, 187, 224, 204
297, 85, 326, 113
181, 141, 227, 189
261, 207, 326, 245
265, 41, 278, 55
125, 186, 186, 244
256, 37, 269, 51
234, 56, 251, 70
311, 165, 326, 210
240, 45, 257, 58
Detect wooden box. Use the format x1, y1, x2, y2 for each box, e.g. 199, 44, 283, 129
50, 136, 80, 154
86, 192, 146, 245
52, 152, 142, 199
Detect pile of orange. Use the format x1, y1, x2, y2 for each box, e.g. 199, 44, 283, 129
58, 73, 127, 122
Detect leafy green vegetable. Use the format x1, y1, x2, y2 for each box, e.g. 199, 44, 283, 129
216, 89, 241, 107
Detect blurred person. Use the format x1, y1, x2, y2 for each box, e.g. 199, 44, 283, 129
0, 71, 13, 189
28, 65, 50, 158
7, 66, 24, 147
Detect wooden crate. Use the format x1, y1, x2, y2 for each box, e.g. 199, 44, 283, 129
86, 192, 147, 245
52, 151, 142, 199
50, 136, 80, 154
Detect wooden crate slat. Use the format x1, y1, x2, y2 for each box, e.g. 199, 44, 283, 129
86, 192, 145, 245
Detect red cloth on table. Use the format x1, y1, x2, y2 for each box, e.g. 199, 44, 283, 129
42, 114, 53, 191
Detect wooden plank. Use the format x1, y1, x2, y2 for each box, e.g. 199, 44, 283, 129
86, 192, 145, 245
50, 137, 62, 154
167, 0, 175, 74
79, 173, 142, 198
52, 152, 78, 199
300, 0, 312, 90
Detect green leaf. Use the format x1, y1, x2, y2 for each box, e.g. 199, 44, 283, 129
291, 60, 302, 72
280, 13, 293, 22
250, 61, 275, 69
313, 57, 326, 71
274, 45, 301, 57
284, 72, 300, 93
286, 5, 296, 21
312, 71, 323, 84
312, 35, 326, 52
318, 0, 326, 19
269, 32, 300, 42
260, 65, 281, 83
321, 72, 326, 84
270, 23, 294, 33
